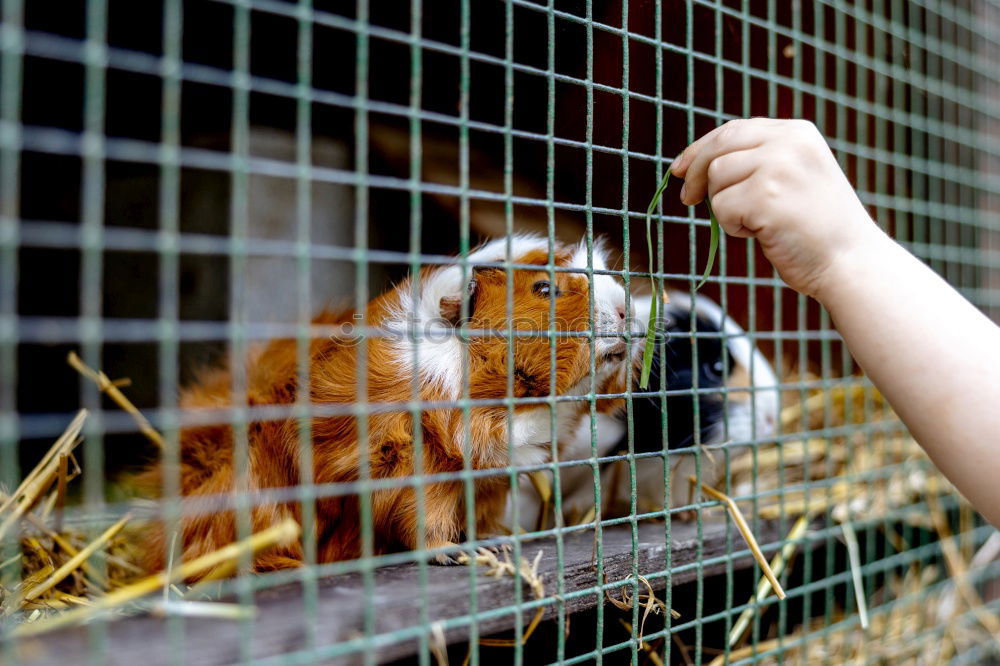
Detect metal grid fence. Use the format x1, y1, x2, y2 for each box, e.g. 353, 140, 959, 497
2, 0, 1000, 664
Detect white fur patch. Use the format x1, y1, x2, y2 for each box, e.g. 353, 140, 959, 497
568, 240, 633, 357
562, 411, 626, 462
511, 443, 552, 468
510, 408, 556, 449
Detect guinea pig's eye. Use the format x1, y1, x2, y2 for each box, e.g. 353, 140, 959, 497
532, 280, 562, 298
702, 359, 725, 382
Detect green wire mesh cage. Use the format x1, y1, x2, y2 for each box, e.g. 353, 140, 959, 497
1, 0, 999, 664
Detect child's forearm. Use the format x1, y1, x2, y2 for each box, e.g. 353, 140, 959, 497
818, 229, 1000, 526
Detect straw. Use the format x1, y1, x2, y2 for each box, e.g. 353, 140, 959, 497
0, 410, 87, 543
618, 619, 666, 666
604, 571, 682, 660
0, 409, 86, 519
937, 531, 1000, 622
21, 514, 131, 603
708, 635, 787, 666
671, 633, 695, 666
429, 621, 449, 666
728, 513, 810, 647
603, 573, 675, 642
576, 504, 596, 528
12, 518, 300, 637
53, 454, 68, 533
66, 352, 164, 449
840, 520, 870, 630
13, 502, 109, 591
149, 600, 257, 620
525, 471, 552, 532
690, 477, 785, 600
462, 548, 546, 648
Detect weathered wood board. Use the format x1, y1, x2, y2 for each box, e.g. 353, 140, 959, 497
12, 518, 783, 665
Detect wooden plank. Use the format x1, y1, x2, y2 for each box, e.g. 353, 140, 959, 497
12, 518, 785, 665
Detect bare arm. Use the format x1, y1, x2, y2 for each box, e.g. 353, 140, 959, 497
819, 229, 1000, 525
673, 118, 1000, 526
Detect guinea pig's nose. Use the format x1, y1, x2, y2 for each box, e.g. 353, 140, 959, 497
761, 412, 777, 434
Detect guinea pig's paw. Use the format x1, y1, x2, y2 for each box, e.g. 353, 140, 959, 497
428, 542, 466, 566
455, 543, 512, 566
493, 542, 513, 555
478, 542, 513, 559
433, 552, 464, 566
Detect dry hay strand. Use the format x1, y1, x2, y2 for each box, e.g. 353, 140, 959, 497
727, 513, 811, 648
525, 471, 552, 532
689, 478, 785, 600
459, 547, 546, 649
66, 352, 164, 449
18, 514, 131, 606
618, 619, 667, 666
604, 573, 681, 643
429, 620, 450, 666
0, 410, 87, 544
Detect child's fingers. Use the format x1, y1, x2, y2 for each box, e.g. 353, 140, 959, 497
677, 121, 774, 205
704, 148, 758, 199
672, 118, 783, 176
703, 177, 758, 239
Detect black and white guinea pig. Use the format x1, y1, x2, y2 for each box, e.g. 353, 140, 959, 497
509, 290, 780, 529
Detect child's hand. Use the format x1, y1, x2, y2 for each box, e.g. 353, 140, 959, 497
672, 118, 1000, 527
671, 118, 883, 300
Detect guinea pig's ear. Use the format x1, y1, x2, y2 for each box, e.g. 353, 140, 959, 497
439, 266, 493, 326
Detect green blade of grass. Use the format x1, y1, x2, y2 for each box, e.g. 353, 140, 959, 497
697, 197, 720, 291
639, 170, 671, 388
639, 168, 721, 388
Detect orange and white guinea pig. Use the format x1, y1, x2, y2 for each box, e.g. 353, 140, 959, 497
137, 235, 634, 573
